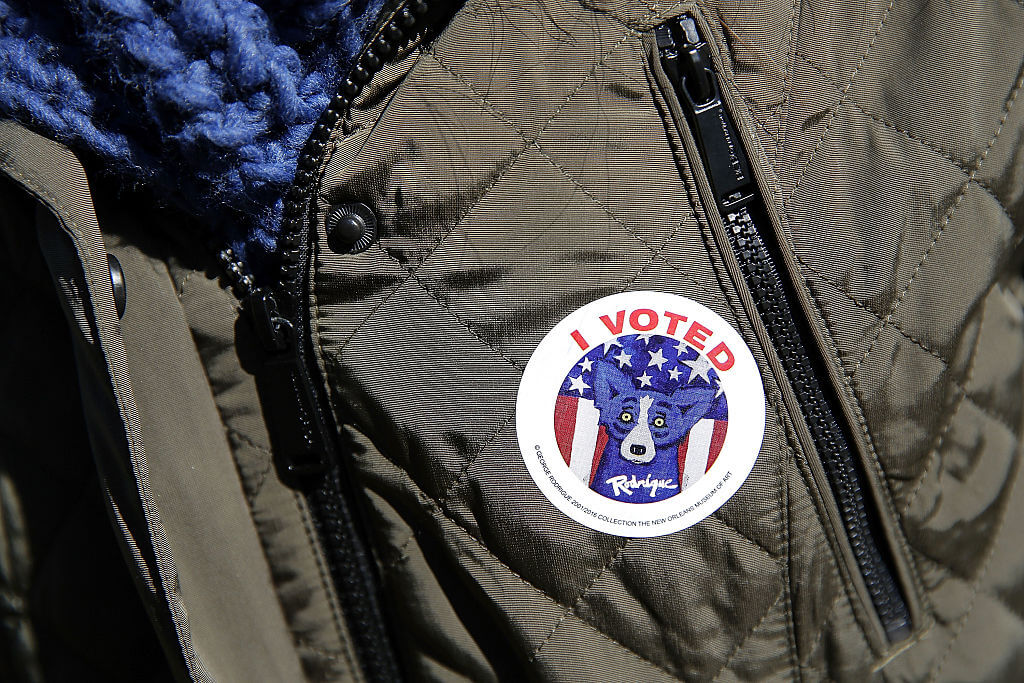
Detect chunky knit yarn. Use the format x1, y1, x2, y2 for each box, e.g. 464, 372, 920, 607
0, 0, 387, 273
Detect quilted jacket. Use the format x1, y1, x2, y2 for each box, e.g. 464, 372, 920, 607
2, 0, 1023, 681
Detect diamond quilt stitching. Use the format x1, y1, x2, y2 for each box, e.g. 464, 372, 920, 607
780, 0, 896, 207
795, 49, 1019, 226
424, 38, 710, 255
380, 409, 517, 571
424, 28, 640, 143
707, 513, 785, 567
391, 457, 685, 677
326, 31, 641, 358
803, 243, 1024, 456
911, 552, 1024, 634
710, 587, 787, 682
437, 409, 519, 505
850, 61, 1024, 379
402, 266, 526, 370
897, 306, 988, 518
802, 262, 950, 367
424, 37, 732, 294
963, 394, 1021, 442
529, 540, 631, 661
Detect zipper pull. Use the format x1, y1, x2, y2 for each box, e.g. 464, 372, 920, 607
656, 18, 753, 212
241, 288, 331, 480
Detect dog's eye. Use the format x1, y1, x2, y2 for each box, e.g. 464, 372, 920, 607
619, 411, 633, 423
652, 416, 666, 428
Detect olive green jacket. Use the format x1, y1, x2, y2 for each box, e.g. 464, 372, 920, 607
2, 0, 1023, 680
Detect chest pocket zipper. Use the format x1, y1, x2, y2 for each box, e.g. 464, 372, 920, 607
653, 14, 913, 643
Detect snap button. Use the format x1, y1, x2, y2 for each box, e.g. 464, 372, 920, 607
325, 202, 377, 254
108, 253, 126, 318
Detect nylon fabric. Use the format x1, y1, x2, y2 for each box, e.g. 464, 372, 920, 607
309, 0, 1024, 679
309, 0, 870, 678
1, 0, 1022, 679
699, 0, 1024, 677
0, 123, 369, 681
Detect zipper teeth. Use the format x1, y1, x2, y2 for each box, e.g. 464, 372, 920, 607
723, 208, 911, 637
277, 0, 431, 286
220, 0, 431, 301
655, 16, 911, 641
211, 3, 439, 680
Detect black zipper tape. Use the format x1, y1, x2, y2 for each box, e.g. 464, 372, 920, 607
214, 1, 455, 679
235, 280, 402, 681
655, 15, 912, 642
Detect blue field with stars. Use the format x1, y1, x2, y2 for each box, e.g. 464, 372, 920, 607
559, 334, 729, 421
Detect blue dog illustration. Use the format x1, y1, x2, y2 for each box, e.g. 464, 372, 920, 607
590, 360, 716, 502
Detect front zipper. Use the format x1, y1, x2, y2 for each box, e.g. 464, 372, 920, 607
654, 16, 912, 643
214, 0, 446, 679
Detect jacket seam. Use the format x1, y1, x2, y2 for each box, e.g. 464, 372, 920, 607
800, 262, 935, 641
292, 490, 362, 679
775, 394, 802, 681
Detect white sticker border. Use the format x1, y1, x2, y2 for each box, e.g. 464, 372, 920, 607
516, 291, 766, 538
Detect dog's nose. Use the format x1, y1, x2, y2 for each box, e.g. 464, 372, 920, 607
630, 444, 646, 456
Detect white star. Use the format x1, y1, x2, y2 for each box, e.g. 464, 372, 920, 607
602, 338, 621, 354
614, 350, 632, 368
636, 332, 655, 345
683, 355, 714, 384
647, 348, 668, 370
579, 357, 594, 372
675, 340, 692, 355
667, 365, 682, 381
637, 372, 653, 387
568, 374, 590, 395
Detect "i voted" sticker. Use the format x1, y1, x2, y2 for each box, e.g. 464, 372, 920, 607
516, 291, 765, 537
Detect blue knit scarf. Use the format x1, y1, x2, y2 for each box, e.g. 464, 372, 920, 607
0, 0, 387, 274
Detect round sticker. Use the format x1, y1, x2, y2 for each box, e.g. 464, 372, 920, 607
516, 291, 765, 537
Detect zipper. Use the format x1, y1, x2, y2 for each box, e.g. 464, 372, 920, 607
215, 0, 442, 679
654, 16, 912, 643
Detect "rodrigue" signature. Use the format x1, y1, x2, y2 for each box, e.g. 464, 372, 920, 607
605, 473, 679, 498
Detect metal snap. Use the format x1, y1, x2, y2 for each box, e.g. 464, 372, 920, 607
325, 203, 377, 254
108, 253, 126, 318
